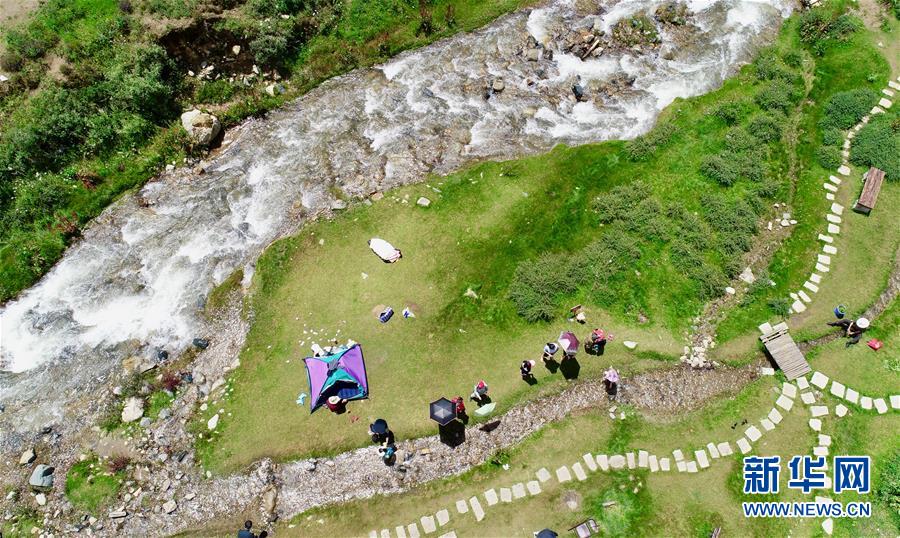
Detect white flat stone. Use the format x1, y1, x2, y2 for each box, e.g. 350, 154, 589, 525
817, 234, 833, 244
527, 481, 541, 495
842, 139, 851, 149
768, 408, 783, 424
583, 453, 597, 471
878, 97, 892, 108
686, 461, 698, 473
872, 106, 885, 114
818, 434, 831, 446
803, 281, 819, 293
660, 458, 671, 471
649, 455, 659, 472
837, 165, 851, 176
829, 174, 842, 185
791, 300, 807, 313
536, 468, 551, 482
827, 223, 840, 234
511, 483, 526, 499
677, 460, 687, 472
760, 366, 775, 375
809, 418, 822, 432
596, 455, 609, 471
835, 404, 848, 417
817, 254, 831, 265
801, 392, 816, 404
826, 214, 842, 224
717, 442, 733, 456
626, 452, 636, 469
761, 418, 775, 431
860, 396, 873, 410
823, 182, 837, 192
484, 489, 498, 506
891, 395, 900, 409
608, 455, 626, 470
810, 406, 829, 417
830, 381, 845, 398
438, 533, 456, 538
796, 377, 809, 389
776, 395, 794, 411
745, 426, 762, 442
844, 388, 859, 404
814, 446, 829, 457
420, 516, 436, 534
823, 517, 834, 535
436, 509, 450, 527
874, 398, 888, 414
638, 450, 649, 468
695, 450, 710, 469
397, 525, 408, 538
672, 449, 684, 461
798, 290, 812, 303
825, 193, 835, 201
830, 203, 844, 215
370, 531, 378, 538
707, 443, 720, 459
810, 371, 829, 388
381, 530, 391, 538
816, 263, 830, 273
469, 497, 484, 522
572, 462, 587, 481
782, 382, 797, 398
883, 88, 895, 97
407, 525, 420, 538
556, 466, 572, 482
455, 500, 468, 514
890, 80, 900, 90
810, 273, 822, 284
736, 438, 751, 454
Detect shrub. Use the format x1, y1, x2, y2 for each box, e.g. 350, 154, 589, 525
816, 145, 842, 169
196, 79, 238, 104
688, 261, 727, 300
735, 148, 768, 182
725, 127, 756, 152
624, 122, 677, 161
108, 456, 131, 473
0, 51, 25, 72
781, 50, 804, 69
160, 371, 182, 392
748, 113, 783, 142
768, 298, 790, 317
821, 126, 844, 147
754, 80, 797, 112
714, 99, 750, 125
592, 181, 653, 223
508, 254, 575, 322
9, 173, 75, 228
819, 89, 878, 130
621, 198, 668, 241
850, 116, 900, 179
700, 153, 739, 186
669, 239, 699, 272
799, 9, 860, 50
753, 52, 796, 83
105, 45, 178, 122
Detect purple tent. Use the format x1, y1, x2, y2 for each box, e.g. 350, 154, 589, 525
304, 344, 369, 413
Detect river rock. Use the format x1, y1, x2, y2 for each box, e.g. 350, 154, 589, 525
121, 397, 144, 423
35, 492, 47, 506
163, 500, 177, 514
20, 448, 36, 465
109, 510, 127, 519
207, 413, 220, 430
261, 485, 278, 521
139, 417, 152, 428
232, 45, 241, 55
265, 83, 286, 97
180, 109, 221, 146
492, 79, 505, 92
416, 197, 431, 207
29, 465, 54, 489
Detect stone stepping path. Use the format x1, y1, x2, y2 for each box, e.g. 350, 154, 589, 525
782, 88, 893, 315
371, 367, 900, 537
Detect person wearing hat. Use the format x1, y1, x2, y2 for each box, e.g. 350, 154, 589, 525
325, 395, 348, 413
470, 380, 490, 405
541, 342, 559, 363
520, 359, 536, 383
369, 418, 395, 447
827, 317, 869, 347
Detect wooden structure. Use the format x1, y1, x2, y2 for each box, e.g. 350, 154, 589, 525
853, 167, 885, 215
568, 518, 599, 537
758, 322, 811, 380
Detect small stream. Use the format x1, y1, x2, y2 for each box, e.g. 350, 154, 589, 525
0, 0, 792, 433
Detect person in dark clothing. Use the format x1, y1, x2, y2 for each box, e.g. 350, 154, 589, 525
827, 317, 869, 347
238, 520, 256, 538
520, 359, 536, 382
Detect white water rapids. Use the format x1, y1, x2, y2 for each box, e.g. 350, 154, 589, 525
0, 0, 791, 427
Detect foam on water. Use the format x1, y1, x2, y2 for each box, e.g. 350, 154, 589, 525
0, 0, 791, 399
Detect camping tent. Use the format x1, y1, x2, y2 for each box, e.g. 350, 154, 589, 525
304, 344, 369, 413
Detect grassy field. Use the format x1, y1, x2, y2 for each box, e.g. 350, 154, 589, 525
63, 457, 125, 514
715, 11, 894, 349
195, 25, 827, 471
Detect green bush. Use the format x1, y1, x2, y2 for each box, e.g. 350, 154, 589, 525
748, 113, 783, 142
816, 145, 842, 169
0, 51, 25, 72
508, 253, 576, 322
753, 52, 797, 83
725, 127, 757, 152
754, 80, 798, 112
592, 181, 653, 223
876, 448, 900, 529
714, 99, 751, 125
821, 126, 844, 147
850, 115, 900, 179
700, 153, 739, 186
624, 122, 677, 161
196, 79, 238, 104
819, 88, 878, 130
688, 261, 727, 300
799, 9, 860, 51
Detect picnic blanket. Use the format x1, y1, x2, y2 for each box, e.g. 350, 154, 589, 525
368, 238, 402, 263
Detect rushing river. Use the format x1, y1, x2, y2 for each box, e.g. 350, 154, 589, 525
0, 0, 791, 430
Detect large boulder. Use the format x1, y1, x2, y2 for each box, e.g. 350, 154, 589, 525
29, 465, 54, 490
121, 397, 144, 423
180, 109, 221, 146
